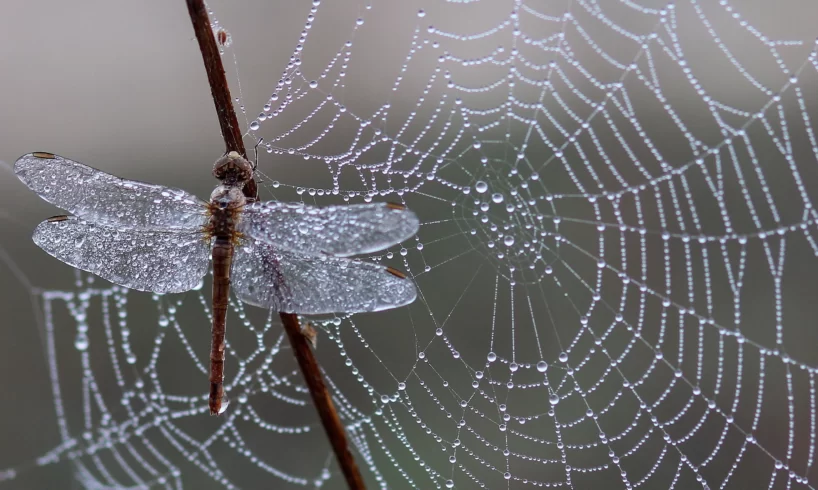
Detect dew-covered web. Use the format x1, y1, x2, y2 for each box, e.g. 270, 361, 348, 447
4, 0, 818, 489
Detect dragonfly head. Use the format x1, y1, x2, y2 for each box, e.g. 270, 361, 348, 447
213, 151, 253, 185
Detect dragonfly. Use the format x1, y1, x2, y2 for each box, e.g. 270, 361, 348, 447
14, 151, 419, 415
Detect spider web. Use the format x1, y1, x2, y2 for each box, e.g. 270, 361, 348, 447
2, 0, 818, 488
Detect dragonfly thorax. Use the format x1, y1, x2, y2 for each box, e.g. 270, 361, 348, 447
210, 185, 246, 209
213, 151, 253, 186
207, 185, 244, 237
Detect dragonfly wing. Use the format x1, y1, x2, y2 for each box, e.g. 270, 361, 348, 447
15, 153, 208, 231
232, 241, 417, 314
239, 201, 419, 257
33, 216, 210, 294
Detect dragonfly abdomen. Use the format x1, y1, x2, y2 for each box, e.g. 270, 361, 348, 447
210, 234, 234, 415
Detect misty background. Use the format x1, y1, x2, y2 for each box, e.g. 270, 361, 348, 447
2, 0, 818, 488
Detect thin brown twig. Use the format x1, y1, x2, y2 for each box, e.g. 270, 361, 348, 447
185, 0, 256, 199
185, 1, 366, 488
279, 313, 367, 489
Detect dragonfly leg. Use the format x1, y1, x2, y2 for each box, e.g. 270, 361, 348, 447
252, 137, 263, 172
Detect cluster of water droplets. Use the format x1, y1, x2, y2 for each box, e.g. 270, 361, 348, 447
240, 0, 818, 487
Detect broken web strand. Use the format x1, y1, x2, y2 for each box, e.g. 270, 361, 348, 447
4, 1, 818, 489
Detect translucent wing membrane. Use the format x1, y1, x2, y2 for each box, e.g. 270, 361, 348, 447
232, 241, 417, 314
239, 201, 419, 256
15, 153, 208, 231
34, 216, 210, 293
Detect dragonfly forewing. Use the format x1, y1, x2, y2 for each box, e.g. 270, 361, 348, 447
232, 241, 417, 314
15, 153, 208, 231
34, 216, 210, 293
239, 201, 419, 257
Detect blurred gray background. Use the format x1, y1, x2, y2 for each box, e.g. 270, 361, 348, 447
2, 0, 818, 489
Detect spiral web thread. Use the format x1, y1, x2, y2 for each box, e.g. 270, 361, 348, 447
3, 0, 818, 488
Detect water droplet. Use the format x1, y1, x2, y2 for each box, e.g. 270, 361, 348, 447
417, 9, 426, 17
549, 394, 559, 405
491, 193, 504, 203
74, 333, 89, 351
475, 181, 488, 193
249, 121, 260, 131
487, 352, 497, 362
126, 353, 137, 364
537, 361, 548, 372
559, 352, 568, 363
398, 382, 406, 390
504, 235, 515, 246
218, 397, 230, 414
